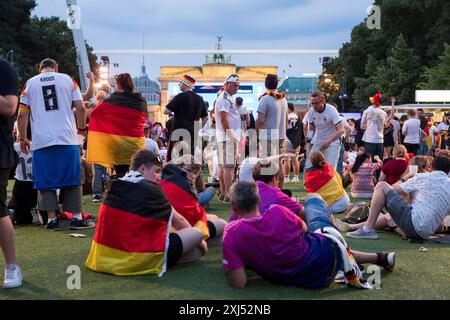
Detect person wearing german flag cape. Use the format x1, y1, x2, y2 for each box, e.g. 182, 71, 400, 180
87, 73, 147, 176
160, 155, 227, 242
304, 151, 350, 214
86, 150, 206, 276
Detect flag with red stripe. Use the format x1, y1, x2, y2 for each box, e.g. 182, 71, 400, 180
85, 178, 172, 276
160, 164, 210, 239
87, 92, 147, 168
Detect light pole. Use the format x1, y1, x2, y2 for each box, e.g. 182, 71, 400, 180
338, 76, 347, 113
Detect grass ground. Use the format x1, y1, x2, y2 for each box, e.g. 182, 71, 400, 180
1, 176, 450, 300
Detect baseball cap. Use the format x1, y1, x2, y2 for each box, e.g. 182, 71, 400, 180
224, 74, 240, 84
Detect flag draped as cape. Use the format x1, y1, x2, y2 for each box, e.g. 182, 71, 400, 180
305, 164, 345, 206
160, 164, 210, 239
85, 177, 172, 276
87, 92, 147, 168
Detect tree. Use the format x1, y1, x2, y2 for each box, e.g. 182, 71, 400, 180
326, 0, 450, 109
419, 43, 450, 90
1, 0, 97, 86
372, 34, 423, 104
21, 16, 98, 85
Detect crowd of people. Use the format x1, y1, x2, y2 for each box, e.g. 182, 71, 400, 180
1, 57, 450, 291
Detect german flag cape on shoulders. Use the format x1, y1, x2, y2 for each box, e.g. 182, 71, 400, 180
85, 174, 173, 276
87, 92, 147, 168
160, 164, 210, 239
304, 164, 345, 206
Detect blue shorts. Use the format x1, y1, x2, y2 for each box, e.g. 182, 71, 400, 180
33, 145, 80, 190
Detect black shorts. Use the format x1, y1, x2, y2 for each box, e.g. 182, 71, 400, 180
207, 220, 217, 239
0, 168, 11, 218
167, 233, 183, 268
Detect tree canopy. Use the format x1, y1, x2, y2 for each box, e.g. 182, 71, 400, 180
0, 0, 97, 86
323, 0, 450, 110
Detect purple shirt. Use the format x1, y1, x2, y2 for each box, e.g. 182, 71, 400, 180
229, 181, 303, 221
223, 205, 337, 288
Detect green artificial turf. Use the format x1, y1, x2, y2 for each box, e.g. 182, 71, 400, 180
2, 176, 450, 300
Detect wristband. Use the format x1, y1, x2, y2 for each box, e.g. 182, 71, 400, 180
77, 127, 87, 131
19, 138, 26, 142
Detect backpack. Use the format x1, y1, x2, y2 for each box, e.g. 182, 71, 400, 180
342, 201, 370, 224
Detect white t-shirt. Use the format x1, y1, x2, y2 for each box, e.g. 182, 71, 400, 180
238, 157, 260, 182
307, 104, 342, 146
391, 119, 401, 144
144, 138, 160, 154
402, 118, 421, 144
14, 143, 33, 182
361, 106, 387, 144
20, 72, 83, 151
400, 171, 450, 239
435, 122, 449, 134
302, 112, 314, 140
214, 91, 241, 143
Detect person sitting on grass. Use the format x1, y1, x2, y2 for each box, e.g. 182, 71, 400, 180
304, 151, 350, 214
85, 150, 206, 276
347, 155, 450, 241
350, 153, 383, 199
230, 159, 304, 221
160, 154, 227, 245
379, 144, 409, 185
223, 181, 396, 289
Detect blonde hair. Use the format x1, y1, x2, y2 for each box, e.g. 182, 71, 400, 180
392, 144, 408, 159
95, 90, 109, 104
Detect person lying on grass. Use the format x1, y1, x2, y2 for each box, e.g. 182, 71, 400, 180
85, 150, 206, 276
347, 155, 450, 241
223, 181, 395, 289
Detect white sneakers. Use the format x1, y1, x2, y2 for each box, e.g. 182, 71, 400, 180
3, 265, 22, 289
284, 176, 300, 183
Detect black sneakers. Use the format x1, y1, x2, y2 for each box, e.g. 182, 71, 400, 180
70, 218, 96, 230
46, 219, 60, 231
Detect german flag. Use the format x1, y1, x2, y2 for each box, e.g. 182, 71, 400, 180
160, 164, 210, 239
304, 164, 345, 206
87, 92, 147, 168
85, 178, 173, 276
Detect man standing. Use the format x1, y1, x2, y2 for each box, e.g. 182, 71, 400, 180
0, 58, 22, 288
256, 74, 288, 187
17, 58, 93, 231
284, 103, 303, 183
214, 74, 241, 203
304, 92, 345, 169
360, 93, 393, 158
416, 108, 429, 155
164, 74, 208, 161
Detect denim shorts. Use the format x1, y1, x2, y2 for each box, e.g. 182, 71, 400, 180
304, 196, 344, 274
304, 197, 335, 232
